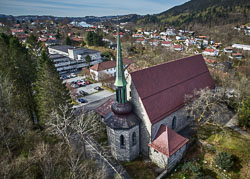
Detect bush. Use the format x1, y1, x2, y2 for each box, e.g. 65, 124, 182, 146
182, 162, 202, 174
238, 97, 250, 129
214, 152, 234, 170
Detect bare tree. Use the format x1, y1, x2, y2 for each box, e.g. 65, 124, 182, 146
185, 87, 235, 127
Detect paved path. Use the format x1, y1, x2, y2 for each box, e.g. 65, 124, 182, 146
225, 115, 249, 137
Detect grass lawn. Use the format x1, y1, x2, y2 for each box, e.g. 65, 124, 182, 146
122, 157, 159, 179
166, 125, 250, 179
205, 127, 250, 179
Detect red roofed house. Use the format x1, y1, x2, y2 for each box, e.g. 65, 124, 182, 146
161, 41, 172, 47
90, 58, 133, 81
96, 30, 215, 171
202, 48, 219, 56
173, 44, 183, 51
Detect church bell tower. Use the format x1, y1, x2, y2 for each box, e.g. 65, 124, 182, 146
104, 29, 140, 161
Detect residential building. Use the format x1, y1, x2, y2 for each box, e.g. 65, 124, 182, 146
161, 41, 172, 47
90, 59, 133, 81
202, 48, 219, 56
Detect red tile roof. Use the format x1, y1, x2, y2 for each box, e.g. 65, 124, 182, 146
148, 125, 189, 157
204, 58, 216, 64
232, 53, 242, 56
90, 58, 133, 72
96, 98, 114, 117
174, 44, 182, 48
205, 48, 216, 53
130, 54, 215, 124
162, 41, 172, 44
136, 38, 145, 42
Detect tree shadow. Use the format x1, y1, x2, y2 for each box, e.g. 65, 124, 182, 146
203, 168, 217, 178
231, 154, 243, 173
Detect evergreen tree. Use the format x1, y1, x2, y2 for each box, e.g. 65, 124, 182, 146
0, 33, 36, 119
238, 97, 250, 129
35, 51, 71, 124
65, 36, 72, 45
86, 31, 103, 46
26, 33, 42, 57
85, 55, 91, 68
55, 29, 61, 39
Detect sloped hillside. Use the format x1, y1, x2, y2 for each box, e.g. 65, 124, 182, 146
137, 0, 250, 27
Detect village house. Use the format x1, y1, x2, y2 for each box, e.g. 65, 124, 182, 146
224, 46, 233, 53
148, 39, 160, 46
161, 41, 172, 47
90, 58, 133, 81
135, 38, 147, 45
185, 38, 196, 47
173, 44, 183, 51
132, 34, 144, 38
202, 48, 219, 56
232, 44, 250, 51
96, 31, 215, 172
230, 53, 243, 60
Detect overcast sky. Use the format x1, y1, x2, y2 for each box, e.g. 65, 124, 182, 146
0, 0, 189, 17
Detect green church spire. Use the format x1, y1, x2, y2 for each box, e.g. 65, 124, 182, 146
114, 29, 127, 87
114, 29, 127, 104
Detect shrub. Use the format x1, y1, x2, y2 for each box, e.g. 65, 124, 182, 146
214, 152, 234, 170
238, 97, 250, 129
182, 162, 202, 174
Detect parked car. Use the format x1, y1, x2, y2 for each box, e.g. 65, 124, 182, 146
85, 80, 91, 85
94, 86, 103, 91
70, 73, 77, 78
72, 84, 79, 88
79, 90, 88, 96
77, 80, 86, 87
78, 98, 88, 103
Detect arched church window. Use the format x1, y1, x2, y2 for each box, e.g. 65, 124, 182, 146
172, 116, 176, 129
132, 132, 136, 146
120, 135, 125, 148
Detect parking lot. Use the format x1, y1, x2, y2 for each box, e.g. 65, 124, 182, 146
63, 76, 114, 108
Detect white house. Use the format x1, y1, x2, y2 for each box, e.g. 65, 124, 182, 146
232, 44, 250, 51
224, 47, 233, 53
173, 45, 183, 51
90, 59, 133, 81
161, 41, 172, 47
202, 48, 219, 56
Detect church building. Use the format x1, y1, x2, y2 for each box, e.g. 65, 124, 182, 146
96, 30, 215, 171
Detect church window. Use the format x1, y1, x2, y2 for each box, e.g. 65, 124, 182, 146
132, 132, 136, 146
120, 135, 125, 148
172, 116, 176, 129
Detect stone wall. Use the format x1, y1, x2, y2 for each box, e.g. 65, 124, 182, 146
151, 108, 191, 140
149, 147, 168, 169
127, 75, 152, 156
107, 125, 140, 161
167, 144, 187, 171
149, 144, 187, 170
